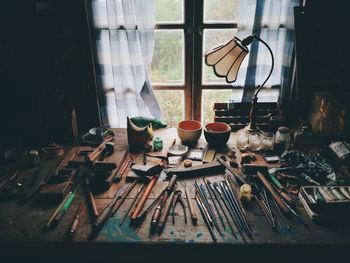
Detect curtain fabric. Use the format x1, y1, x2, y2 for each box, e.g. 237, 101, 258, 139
236, 0, 300, 102
90, 0, 163, 127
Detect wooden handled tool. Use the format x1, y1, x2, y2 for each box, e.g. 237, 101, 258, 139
130, 160, 164, 221
88, 136, 114, 162
256, 172, 289, 214
111, 150, 128, 182
157, 191, 176, 232
85, 178, 98, 218
184, 186, 198, 225
68, 202, 84, 237
151, 175, 177, 227
130, 173, 159, 220
111, 181, 137, 216
93, 185, 130, 231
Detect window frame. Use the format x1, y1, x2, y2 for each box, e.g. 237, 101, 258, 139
152, 0, 278, 123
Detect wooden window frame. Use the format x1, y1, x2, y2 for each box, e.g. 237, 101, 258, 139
153, 0, 239, 121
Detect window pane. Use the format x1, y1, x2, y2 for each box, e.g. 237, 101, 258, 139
202, 29, 237, 84
150, 30, 184, 85
202, 89, 243, 124
155, 0, 183, 24
154, 90, 184, 127
204, 0, 237, 23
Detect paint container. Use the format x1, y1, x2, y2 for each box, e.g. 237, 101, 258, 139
240, 184, 253, 205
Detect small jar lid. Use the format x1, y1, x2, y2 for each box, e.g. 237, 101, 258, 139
278, 126, 290, 133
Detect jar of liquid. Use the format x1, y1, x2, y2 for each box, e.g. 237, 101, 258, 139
236, 129, 249, 151
248, 132, 262, 151
275, 126, 290, 153
261, 132, 275, 151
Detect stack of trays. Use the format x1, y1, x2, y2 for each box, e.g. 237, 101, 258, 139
213, 102, 284, 132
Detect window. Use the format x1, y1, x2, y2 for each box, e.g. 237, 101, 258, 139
150, 0, 279, 127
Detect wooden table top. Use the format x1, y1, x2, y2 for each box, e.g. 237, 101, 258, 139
1, 128, 350, 251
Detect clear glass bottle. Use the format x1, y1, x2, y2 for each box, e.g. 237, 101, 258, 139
261, 132, 275, 151
248, 132, 262, 151
236, 129, 249, 151
275, 126, 290, 153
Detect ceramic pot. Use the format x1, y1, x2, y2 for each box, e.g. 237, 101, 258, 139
177, 120, 202, 144
204, 122, 231, 148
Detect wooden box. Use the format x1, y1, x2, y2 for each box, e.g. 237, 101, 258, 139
213, 102, 284, 132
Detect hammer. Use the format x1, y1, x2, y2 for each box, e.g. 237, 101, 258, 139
99, 142, 115, 161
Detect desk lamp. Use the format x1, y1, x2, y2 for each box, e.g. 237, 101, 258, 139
204, 34, 274, 150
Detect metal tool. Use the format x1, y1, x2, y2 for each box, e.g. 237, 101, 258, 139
271, 197, 290, 231
217, 157, 247, 185
213, 182, 246, 243
151, 175, 177, 228
267, 172, 297, 204
195, 193, 217, 242
281, 198, 308, 228
184, 185, 198, 225
194, 181, 213, 225
99, 142, 114, 161
119, 184, 145, 225
131, 160, 164, 220
112, 150, 128, 182
171, 190, 187, 225
45, 184, 74, 229
221, 180, 252, 239
93, 184, 131, 231
207, 180, 237, 239
68, 202, 85, 237
111, 181, 137, 216
203, 178, 225, 229
157, 191, 176, 234
198, 183, 223, 235
52, 183, 81, 226
132, 191, 164, 225
256, 172, 289, 214
84, 177, 98, 218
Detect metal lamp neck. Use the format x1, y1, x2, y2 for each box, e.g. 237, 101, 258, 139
250, 34, 275, 97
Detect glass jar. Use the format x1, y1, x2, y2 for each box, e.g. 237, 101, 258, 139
153, 137, 163, 151
248, 132, 262, 151
236, 129, 249, 151
275, 126, 290, 153
261, 132, 275, 151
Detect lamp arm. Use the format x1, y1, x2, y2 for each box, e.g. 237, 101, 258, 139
252, 34, 275, 97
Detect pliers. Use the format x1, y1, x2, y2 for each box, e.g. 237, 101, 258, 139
171, 190, 187, 225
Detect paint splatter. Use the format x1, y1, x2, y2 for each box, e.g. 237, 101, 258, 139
196, 232, 203, 238
98, 216, 141, 242
170, 230, 174, 235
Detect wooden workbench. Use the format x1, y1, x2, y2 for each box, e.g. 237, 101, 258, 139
0, 128, 349, 263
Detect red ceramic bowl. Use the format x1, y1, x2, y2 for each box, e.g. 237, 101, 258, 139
177, 120, 202, 143
204, 122, 231, 148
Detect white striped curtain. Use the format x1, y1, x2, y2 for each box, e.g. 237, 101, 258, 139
235, 0, 300, 102
90, 0, 163, 127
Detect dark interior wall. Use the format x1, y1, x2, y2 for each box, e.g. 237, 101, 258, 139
294, 0, 350, 118
0, 0, 100, 149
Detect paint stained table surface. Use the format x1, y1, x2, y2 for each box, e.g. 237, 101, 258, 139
0, 128, 350, 245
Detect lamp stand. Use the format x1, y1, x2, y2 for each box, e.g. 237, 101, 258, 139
241, 35, 274, 134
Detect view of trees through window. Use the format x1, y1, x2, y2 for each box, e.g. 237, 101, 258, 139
150, 0, 250, 127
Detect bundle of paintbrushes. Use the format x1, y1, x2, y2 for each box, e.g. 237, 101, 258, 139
194, 177, 253, 243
